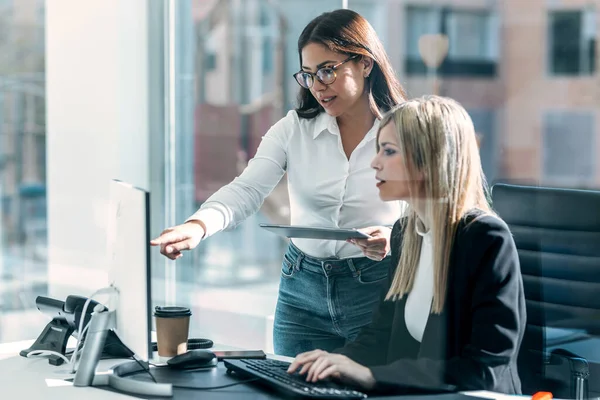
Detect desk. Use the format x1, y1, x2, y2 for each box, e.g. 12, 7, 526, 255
0, 339, 526, 400
1, 339, 134, 398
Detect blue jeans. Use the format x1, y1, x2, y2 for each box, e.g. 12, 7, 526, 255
273, 241, 391, 357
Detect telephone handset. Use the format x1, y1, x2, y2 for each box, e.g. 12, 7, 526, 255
20, 295, 131, 365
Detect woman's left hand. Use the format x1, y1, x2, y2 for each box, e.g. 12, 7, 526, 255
287, 350, 376, 390
347, 226, 391, 261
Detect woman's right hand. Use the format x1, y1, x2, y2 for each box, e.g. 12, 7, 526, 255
150, 220, 206, 260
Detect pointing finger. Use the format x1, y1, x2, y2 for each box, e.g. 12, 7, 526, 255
151, 230, 183, 246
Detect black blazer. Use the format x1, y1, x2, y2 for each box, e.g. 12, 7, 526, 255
336, 211, 526, 394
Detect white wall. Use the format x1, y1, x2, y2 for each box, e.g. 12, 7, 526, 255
46, 0, 149, 297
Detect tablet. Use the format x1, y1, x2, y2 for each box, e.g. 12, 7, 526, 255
259, 223, 371, 241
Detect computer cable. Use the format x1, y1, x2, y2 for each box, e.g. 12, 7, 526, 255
69, 285, 119, 372
25, 350, 71, 364
113, 341, 260, 390
128, 354, 158, 383
170, 378, 260, 390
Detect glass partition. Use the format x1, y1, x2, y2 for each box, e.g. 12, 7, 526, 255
0, 0, 47, 343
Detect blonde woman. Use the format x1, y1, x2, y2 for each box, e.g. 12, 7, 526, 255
288, 96, 526, 394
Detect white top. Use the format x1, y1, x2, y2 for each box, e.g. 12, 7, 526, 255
187, 109, 403, 259
404, 218, 434, 342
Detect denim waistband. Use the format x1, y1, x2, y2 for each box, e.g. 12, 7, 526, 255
287, 241, 388, 276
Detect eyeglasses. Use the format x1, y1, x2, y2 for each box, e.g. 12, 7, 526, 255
293, 54, 359, 89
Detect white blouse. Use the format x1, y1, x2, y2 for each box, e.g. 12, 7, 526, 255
187, 110, 404, 259
404, 218, 434, 342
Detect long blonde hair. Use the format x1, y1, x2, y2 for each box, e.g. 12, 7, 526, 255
379, 95, 493, 313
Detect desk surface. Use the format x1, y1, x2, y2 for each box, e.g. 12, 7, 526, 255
0, 339, 526, 400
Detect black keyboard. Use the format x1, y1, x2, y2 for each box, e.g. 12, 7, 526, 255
224, 358, 368, 399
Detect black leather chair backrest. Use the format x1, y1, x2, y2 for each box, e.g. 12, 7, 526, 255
491, 183, 600, 395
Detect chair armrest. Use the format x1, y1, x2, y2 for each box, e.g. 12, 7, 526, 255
546, 348, 589, 400
549, 348, 589, 377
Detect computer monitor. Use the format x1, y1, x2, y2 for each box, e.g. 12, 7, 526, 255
73, 179, 172, 395
106, 179, 152, 361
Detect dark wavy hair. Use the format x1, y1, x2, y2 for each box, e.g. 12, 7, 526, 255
295, 9, 407, 119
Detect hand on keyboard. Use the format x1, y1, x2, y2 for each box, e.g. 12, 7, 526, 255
288, 350, 376, 391
229, 358, 368, 399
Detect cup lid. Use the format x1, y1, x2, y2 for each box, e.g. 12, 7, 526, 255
154, 306, 192, 318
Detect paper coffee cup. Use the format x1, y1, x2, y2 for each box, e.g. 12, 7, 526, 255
154, 306, 191, 357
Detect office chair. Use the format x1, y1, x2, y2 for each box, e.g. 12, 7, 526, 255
491, 183, 600, 400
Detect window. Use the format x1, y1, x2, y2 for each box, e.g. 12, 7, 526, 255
3, 0, 597, 365
447, 12, 498, 62
406, 7, 441, 61
205, 52, 217, 70
549, 9, 596, 75
405, 6, 498, 77
0, 0, 47, 343
543, 111, 595, 185
204, 31, 217, 71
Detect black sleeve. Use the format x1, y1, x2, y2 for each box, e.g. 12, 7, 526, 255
333, 220, 402, 366
369, 216, 525, 392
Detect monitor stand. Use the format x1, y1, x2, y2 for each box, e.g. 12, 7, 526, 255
74, 308, 172, 397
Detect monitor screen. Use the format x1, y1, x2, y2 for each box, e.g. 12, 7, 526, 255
106, 179, 152, 361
